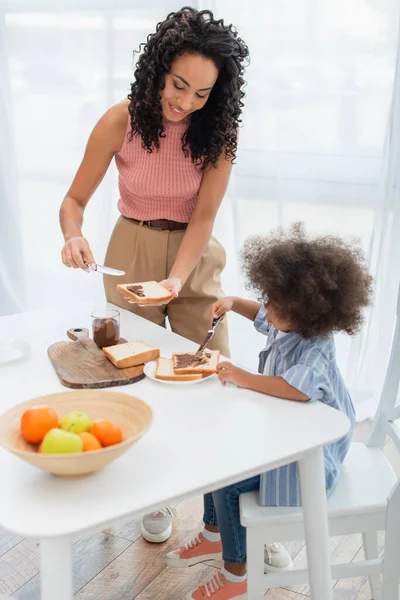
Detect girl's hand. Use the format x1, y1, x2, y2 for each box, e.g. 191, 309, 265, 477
134, 277, 182, 307
210, 296, 235, 321
217, 361, 249, 388
61, 236, 95, 270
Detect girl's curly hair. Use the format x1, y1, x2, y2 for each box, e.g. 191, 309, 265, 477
241, 223, 373, 338
127, 6, 249, 167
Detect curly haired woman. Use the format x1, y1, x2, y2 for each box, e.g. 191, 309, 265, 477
59, 7, 248, 543
167, 223, 372, 600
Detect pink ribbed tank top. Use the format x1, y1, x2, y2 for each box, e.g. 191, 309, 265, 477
116, 117, 203, 223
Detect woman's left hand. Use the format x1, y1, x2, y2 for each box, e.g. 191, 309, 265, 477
217, 362, 249, 388
160, 277, 182, 298
133, 277, 182, 307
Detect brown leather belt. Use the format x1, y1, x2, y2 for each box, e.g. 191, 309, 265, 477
127, 217, 188, 231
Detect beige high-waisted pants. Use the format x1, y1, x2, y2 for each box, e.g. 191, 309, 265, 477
103, 216, 230, 357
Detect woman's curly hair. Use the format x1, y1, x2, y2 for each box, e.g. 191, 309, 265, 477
241, 223, 373, 338
127, 6, 249, 167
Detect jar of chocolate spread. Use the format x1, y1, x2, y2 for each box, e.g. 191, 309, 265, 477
91, 309, 120, 348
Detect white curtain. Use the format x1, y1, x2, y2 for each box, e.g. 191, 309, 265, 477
0, 7, 24, 316
355, 19, 400, 420
1, 0, 400, 418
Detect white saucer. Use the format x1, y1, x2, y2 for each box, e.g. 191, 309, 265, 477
144, 360, 215, 386
0, 339, 31, 365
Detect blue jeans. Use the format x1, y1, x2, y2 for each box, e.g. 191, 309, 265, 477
203, 475, 260, 564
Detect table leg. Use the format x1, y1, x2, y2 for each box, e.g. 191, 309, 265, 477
298, 447, 332, 600
40, 537, 73, 600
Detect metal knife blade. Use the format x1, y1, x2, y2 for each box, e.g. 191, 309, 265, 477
86, 263, 126, 276
194, 316, 223, 357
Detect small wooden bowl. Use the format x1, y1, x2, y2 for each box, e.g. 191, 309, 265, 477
0, 390, 153, 477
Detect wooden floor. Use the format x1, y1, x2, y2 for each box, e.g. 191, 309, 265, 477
0, 421, 398, 600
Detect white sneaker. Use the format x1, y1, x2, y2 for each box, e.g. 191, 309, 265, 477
141, 507, 177, 543
264, 543, 293, 573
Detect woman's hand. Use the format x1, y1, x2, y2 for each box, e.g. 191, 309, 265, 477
61, 236, 95, 270
133, 277, 182, 307
217, 361, 250, 388
160, 277, 182, 298
211, 296, 235, 321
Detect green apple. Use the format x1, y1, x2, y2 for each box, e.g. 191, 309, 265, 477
41, 429, 83, 454
60, 411, 92, 434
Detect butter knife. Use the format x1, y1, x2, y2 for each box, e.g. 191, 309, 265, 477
85, 262, 126, 277
194, 316, 223, 358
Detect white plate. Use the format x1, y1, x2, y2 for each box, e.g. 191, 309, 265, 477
0, 339, 31, 365
144, 360, 215, 386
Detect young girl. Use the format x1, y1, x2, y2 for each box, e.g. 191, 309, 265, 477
166, 224, 372, 600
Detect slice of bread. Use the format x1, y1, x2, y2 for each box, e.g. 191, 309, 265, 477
154, 357, 203, 382
103, 341, 160, 369
172, 350, 220, 375
117, 281, 174, 305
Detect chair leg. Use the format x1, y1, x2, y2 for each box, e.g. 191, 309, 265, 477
362, 532, 382, 600
246, 528, 266, 600
382, 491, 400, 600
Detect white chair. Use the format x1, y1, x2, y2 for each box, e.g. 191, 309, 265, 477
240, 283, 400, 600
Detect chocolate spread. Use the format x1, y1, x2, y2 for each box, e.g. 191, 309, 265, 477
92, 317, 120, 348
174, 351, 211, 369
127, 285, 146, 298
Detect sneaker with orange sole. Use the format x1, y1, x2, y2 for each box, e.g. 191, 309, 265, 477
166, 532, 223, 568
185, 570, 247, 599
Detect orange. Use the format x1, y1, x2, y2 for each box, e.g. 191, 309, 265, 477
79, 432, 102, 452
90, 420, 122, 447
38, 442, 44, 453
20, 405, 59, 444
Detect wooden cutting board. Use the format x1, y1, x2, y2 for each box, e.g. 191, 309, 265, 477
48, 328, 145, 389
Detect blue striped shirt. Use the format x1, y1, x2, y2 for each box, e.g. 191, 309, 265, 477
254, 306, 355, 507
